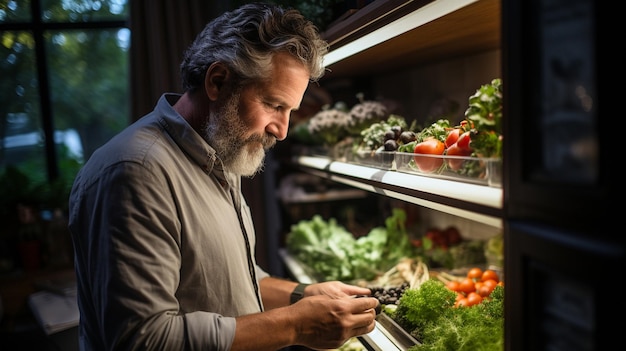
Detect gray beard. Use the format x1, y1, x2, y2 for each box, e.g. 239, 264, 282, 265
203, 92, 273, 177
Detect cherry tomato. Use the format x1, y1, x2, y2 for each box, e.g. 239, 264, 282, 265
445, 143, 472, 170
466, 292, 483, 306
481, 269, 500, 283
482, 279, 498, 290
474, 281, 484, 292
444, 128, 461, 148
413, 138, 445, 173
446, 280, 461, 292
467, 267, 483, 280
455, 297, 469, 307
458, 277, 476, 294
477, 279, 497, 297
455, 292, 465, 302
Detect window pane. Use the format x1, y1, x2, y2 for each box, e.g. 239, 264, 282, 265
45, 27, 130, 175
0, 30, 45, 181
41, 0, 128, 22
0, 0, 33, 23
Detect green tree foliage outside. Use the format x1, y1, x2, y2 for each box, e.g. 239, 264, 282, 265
0, 1, 129, 261
1, 0, 129, 208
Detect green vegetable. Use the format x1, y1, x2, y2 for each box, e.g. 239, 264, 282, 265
463, 78, 503, 158
465, 78, 502, 134
393, 280, 457, 335
390, 279, 504, 351
286, 215, 357, 281
447, 239, 487, 268
380, 208, 414, 268
485, 233, 504, 267
415, 119, 451, 143
285, 209, 415, 282
357, 114, 408, 151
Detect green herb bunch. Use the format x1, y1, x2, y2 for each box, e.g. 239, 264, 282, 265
391, 279, 504, 351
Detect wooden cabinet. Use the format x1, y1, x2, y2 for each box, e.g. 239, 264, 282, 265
321, 0, 500, 79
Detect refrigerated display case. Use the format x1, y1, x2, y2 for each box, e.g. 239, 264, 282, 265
276, 1, 503, 349
272, 0, 622, 350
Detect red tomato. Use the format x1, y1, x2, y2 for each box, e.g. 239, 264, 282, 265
445, 143, 472, 170
446, 281, 461, 292
455, 297, 469, 307
458, 277, 476, 295
481, 269, 500, 283
478, 279, 498, 296
413, 138, 445, 173
444, 128, 461, 148
456, 131, 472, 150
467, 267, 483, 280
479, 279, 498, 296
466, 292, 483, 306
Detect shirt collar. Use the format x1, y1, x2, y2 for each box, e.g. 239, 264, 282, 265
154, 93, 242, 191
155, 93, 220, 175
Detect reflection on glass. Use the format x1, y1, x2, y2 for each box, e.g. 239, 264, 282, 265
538, 0, 597, 184
41, 0, 128, 22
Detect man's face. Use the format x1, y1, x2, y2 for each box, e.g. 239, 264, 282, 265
204, 89, 271, 176
204, 52, 311, 177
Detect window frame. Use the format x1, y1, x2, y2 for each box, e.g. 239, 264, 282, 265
0, 0, 128, 181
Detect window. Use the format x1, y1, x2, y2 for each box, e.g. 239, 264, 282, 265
0, 0, 130, 189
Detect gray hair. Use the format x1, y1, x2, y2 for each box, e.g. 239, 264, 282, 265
180, 2, 329, 92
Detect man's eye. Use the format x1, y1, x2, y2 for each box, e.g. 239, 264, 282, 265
263, 101, 276, 109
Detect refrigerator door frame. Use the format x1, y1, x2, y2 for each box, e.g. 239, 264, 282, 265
505, 220, 624, 351
502, 0, 613, 236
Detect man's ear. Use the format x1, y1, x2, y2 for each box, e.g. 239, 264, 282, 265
204, 62, 229, 101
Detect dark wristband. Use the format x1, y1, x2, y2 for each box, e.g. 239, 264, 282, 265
290, 283, 308, 304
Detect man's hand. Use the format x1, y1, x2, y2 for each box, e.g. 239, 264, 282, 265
289, 294, 379, 349
305, 281, 372, 299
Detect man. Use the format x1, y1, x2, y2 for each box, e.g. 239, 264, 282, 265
68, 3, 378, 351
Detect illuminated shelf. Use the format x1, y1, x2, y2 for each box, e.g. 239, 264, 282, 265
294, 156, 503, 229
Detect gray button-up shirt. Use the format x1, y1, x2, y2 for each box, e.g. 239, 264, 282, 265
68, 93, 269, 350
